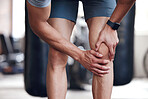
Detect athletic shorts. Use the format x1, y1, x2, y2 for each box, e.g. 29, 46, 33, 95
27, 0, 116, 23
50, 0, 116, 23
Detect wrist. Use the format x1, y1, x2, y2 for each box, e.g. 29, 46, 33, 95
72, 49, 83, 62
106, 20, 120, 30
104, 24, 116, 31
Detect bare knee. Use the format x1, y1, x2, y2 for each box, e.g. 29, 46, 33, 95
48, 48, 68, 70
90, 42, 109, 60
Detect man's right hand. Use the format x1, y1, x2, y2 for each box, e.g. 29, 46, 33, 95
78, 50, 110, 77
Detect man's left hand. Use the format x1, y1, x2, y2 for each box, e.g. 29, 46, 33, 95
95, 24, 119, 61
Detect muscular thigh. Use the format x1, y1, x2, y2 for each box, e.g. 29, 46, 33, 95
47, 18, 75, 66
87, 17, 109, 59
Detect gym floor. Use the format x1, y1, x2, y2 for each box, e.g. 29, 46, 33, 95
0, 73, 148, 99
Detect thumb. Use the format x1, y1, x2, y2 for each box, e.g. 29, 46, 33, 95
95, 40, 102, 51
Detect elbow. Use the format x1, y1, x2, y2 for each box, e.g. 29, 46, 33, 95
29, 20, 38, 32
28, 19, 42, 35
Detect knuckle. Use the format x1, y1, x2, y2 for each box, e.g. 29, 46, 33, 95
96, 43, 99, 46
95, 43, 99, 47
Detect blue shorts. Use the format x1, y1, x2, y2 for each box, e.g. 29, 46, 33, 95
50, 0, 116, 23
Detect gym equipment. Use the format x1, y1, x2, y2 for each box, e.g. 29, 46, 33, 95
24, 1, 49, 97
113, 5, 135, 85
0, 34, 24, 74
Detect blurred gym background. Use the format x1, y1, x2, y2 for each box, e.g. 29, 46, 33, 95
0, 0, 148, 99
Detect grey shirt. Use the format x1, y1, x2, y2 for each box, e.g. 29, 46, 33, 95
27, 0, 51, 8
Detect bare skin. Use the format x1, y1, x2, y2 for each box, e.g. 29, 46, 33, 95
96, 0, 136, 60
27, 2, 110, 99
46, 18, 74, 99
27, 1, 110, 77
87, 17, 113, 99
26, 0, 136, 99
46, 17, 112, 99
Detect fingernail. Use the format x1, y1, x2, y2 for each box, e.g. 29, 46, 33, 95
99, 54, 103, 57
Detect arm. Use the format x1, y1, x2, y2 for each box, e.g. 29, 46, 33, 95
110, 0, 136, 23
95, 0, 136, 60
27, 1, 81, 61
27, 1, 110, 76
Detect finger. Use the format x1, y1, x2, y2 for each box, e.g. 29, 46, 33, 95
117, 38, 119, 44
113, 44, 117, 55
110, 45, 116, 61
109, 46, 114, 61
92, 71, 100, 76
94, 58, 110, 65
92, 70, 104, 77
113, 45, 116, 53
93, 68, 109, 74
90, 50, 103, 58
92, 64, 110, 71
103, 41, 114, 61
95, 41, 102, 51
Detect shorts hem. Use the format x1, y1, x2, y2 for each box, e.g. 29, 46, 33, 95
49, 16, 76, 23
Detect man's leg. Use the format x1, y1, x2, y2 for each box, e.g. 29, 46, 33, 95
46, 18, 75, 99
87, 17, 114, 99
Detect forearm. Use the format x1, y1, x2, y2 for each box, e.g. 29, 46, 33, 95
110, 0, 136, 23
27, 1, 83, 61
30, 21, 82, 61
